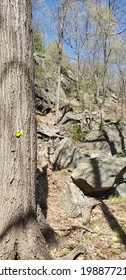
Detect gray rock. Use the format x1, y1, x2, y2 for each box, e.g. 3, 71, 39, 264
58, 181, 88, 217
84, 125, 126, 156
34, 52, 45, 65
60, 112, 84, 124
35, 85, 51, 115
48, 138, 89, 169
85, 130, 102, 142
44, 147, 54, 161
35, 74, 67, 115
72, 148, 89, 165
50, 138, 76, 168
116, 183, 126, 198
37, 121, 61, 138
71, 157, 126, 195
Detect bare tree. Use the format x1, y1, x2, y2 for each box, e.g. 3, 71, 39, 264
55, 0, 75, 123
86, 0, 118, 128
64, 1, 87, 98
44, 0, 76, 123
116, 49, 126, 127
0, 0, 51, 259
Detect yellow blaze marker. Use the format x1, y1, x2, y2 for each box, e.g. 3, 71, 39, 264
16, 130, 23, 138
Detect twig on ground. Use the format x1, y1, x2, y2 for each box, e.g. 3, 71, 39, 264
54, 225, 97, 234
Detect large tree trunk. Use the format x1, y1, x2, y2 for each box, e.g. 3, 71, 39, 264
0, 0, 51, 259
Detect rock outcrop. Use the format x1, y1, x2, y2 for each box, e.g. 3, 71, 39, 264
44, 138, 88, 169
37, 121, 62, 138
71, 157, 126, 196
58, 181, 88, 218
58, 177, 100, 224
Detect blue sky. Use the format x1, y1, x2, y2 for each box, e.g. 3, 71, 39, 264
32, 0, 76, 57
32, 0, 126, 59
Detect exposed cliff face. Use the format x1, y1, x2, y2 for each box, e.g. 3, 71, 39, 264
35, 50, 126, 198
35, 52, 126, 259
34, 52, 76, 116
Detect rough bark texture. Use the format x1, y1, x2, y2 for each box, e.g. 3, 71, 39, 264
0, 0, 51, 259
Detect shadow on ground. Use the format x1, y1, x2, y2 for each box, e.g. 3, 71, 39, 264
100, 200, 126, 249
36, 165, 59, 248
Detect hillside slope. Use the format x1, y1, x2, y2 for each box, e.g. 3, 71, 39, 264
35, 52, 126, 259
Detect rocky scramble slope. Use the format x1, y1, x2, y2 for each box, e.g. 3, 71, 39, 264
34, 53, 126, 259
36, 104, 126, 259
36, 148, 126, 260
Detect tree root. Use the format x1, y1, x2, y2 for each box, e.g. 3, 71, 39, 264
59, 242, 95, 260
0, 215, 52, 260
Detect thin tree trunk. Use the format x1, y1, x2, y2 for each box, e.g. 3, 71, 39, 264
89, 92, 93, 130
119, 68, 125, 127
55, 1, 67, 123
0, 0, 51, 259
56, 63, 61, 123
76, 53, 80, 98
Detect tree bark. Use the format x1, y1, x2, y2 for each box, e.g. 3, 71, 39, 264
0, 0, 51, 259
55, 1, 67, 123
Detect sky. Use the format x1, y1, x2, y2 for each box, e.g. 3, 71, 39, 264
32, 0, 76, 58
32, 0, 126, 59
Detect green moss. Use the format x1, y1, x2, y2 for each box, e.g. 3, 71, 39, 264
116, 152, 126, 158
67, 91, 77, 98
33, 29, 45, 53
35, 65, 44, 79
83, 232, 90, 240
68, 243, 76, 250
78, 252, 88, 260
70, 123, 88, 141
60, 250, 70, 257
121, 244, 125, 252
109, 240, 115, 247
122, 224, 126, 232
114, 229, 121, 239
108, 194, 119, 200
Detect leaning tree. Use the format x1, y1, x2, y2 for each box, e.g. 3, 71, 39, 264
0, 0, 51, 259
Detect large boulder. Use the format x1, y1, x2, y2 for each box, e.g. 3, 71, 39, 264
58, 181, 88, 218
46, 138, 89, 169
50, 138, 76, 168
72, 149, 90, 165
60, 112, 84, 124
58, 179, 100, 224
84, 123, 126, 157
35, 71, 68, 116
71, 157, 126, 196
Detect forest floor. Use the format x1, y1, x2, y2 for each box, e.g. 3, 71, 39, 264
37, 152, 126, 260
36, 97, 126, 260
